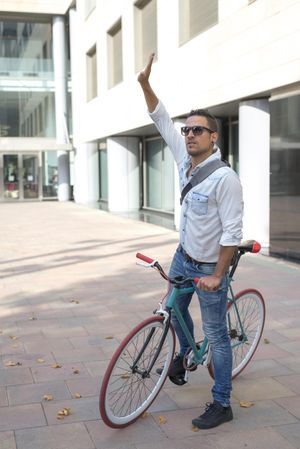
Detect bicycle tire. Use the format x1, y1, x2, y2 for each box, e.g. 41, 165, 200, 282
208, 289, 265, 380
100, 315, 175, 428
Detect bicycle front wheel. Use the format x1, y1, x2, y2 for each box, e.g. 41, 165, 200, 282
208, 289, 265, 380
100, 315, 175, 428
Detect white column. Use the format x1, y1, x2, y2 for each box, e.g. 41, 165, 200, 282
52, 15, 70, 201
239, 99, 270, 250
73, 142, 99, 204
107, 137, 140, 212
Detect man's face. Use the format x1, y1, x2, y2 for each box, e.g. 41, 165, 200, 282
184, 115, 218, 159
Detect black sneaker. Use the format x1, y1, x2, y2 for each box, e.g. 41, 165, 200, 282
192, 401, 233, 429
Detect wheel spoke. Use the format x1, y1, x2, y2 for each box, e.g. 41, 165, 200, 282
100, 317, 175, 427
208, 289, 265, 380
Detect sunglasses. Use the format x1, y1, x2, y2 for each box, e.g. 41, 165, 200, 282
180, 125, 215, 136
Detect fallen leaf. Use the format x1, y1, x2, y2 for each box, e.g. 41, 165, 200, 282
9, 336, 18, 340
264, 338, 270, 344
140, 411, 149, 419
70, 299, 80, 304
37, 358, 45, 364
43, 394, 54, 401
57, 415, 65, 420
28, 316, 37, 321
73, 369, 80, 374
52, 363, 62, 369
191, 425, 199, 432
120, 374, 130, 379
57, 407, 71, 416
5, 360, 22, 367
240, 401, 254, 408
158, 415, 167, 424
73, 392, 82, 398
105, 336, 114, 339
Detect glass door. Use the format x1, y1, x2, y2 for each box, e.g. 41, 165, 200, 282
3, 154, 19, 199
22, 154, 39, 199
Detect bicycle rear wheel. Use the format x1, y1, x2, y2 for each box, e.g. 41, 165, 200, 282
100, 315, 175, 428
208, 289, 265, 380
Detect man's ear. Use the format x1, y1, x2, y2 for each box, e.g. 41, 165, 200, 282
211, 132, 218, 143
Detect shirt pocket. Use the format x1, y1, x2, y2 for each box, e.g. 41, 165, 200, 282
191, 192, 208, 215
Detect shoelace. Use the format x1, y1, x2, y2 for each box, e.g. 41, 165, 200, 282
202, 402, 219, 417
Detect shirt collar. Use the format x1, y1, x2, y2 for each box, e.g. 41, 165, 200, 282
183, 145, 222, 172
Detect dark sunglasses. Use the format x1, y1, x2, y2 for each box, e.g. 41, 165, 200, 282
180, 125, 215, 136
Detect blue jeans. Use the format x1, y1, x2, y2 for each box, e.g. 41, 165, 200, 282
169, 246, 232, 407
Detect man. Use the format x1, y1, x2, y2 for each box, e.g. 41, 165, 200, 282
138, 54, 243, 429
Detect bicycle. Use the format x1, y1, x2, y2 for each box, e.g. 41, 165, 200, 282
100, 240, 265, 428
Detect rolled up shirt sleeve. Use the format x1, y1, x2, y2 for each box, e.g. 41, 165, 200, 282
216, 171, 244, 246
149, 100, 186, 165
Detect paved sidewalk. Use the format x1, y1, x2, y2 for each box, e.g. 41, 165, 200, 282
1, 201, 300, 449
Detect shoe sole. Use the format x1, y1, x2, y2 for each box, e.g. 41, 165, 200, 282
192, 414, 233, 429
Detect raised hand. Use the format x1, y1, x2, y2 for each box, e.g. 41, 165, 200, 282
137, 53, 155, 85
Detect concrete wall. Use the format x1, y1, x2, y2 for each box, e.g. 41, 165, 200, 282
72, 0, 300, 142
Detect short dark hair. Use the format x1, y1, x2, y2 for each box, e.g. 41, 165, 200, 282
187, 109, 218, 133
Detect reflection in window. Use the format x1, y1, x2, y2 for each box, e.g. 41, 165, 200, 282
3, 154, 19, 199
99, 145, 108, 201
144, 138, 174, 212
179, 0, 218, 45
0, 91, 56, 137
270, 94, 300, 261
134, 0, 157, 72
0, 19, 53, 74
0, 18, 56, 137
42, 151, 58, 198
107, 19, 123, 88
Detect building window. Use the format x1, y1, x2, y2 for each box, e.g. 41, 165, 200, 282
179, 0, 218, 45
99, 142, 108, 202
107, 19, 123, 88
0, 18, 56, 137
270, 94, 300, 261
86, 45, 97, 101
134, 0, 157, 72
144, 137, 174, 212
85, 0, 96, 18
42, 151, 58, 198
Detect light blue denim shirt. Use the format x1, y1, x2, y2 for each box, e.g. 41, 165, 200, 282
149, 100, 244, 262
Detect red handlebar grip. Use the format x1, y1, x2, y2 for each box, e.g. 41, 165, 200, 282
194, 277, 200, 284
252, 241, 261, 253
136, 253, 154, 264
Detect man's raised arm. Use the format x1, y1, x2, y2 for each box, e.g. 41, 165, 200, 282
137, 53, 159, 113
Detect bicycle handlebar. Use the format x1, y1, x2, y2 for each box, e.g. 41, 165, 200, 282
136, 240, 261, 286
136, 252, 199, 285
136, 252, 154, 264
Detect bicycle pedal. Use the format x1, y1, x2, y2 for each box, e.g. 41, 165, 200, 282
169, 374, 187, 386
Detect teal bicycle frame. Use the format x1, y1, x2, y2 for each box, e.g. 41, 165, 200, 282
165, 274, 246, 369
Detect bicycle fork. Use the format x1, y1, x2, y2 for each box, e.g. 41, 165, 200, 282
130, 313, 171, 378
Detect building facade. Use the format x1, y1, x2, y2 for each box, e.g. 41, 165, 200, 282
1, 0, 300, 261
0, 0, 72, 202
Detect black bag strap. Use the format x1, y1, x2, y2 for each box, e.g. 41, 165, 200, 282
180, 159, 228, 205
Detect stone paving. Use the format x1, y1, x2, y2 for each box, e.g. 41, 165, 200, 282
0, 201, 300, 449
